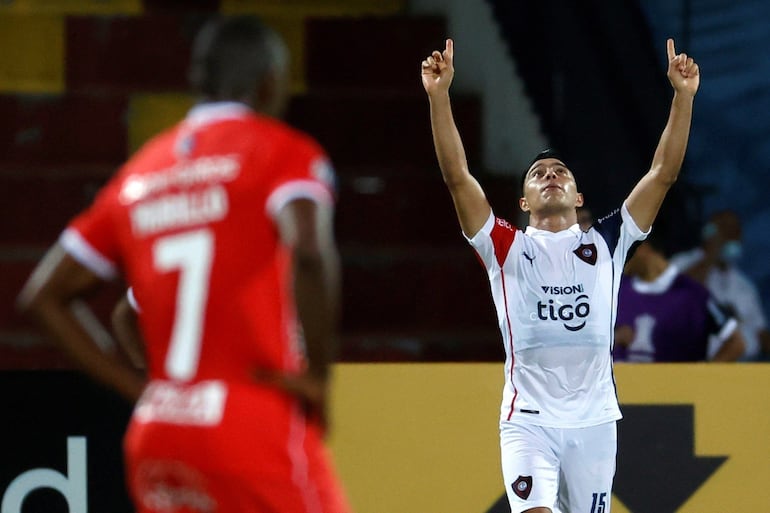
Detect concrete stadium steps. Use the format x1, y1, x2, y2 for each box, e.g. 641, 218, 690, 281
287, 91, 481, 167
0, 94, 128, 165
305, 16, 445, 92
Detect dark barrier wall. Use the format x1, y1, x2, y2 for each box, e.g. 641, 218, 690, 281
0, 372, 133, 513
329, 363, 770, 513
4, 365, 769, 512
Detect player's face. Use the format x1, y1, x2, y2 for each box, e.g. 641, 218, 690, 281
519, 158, 583, 215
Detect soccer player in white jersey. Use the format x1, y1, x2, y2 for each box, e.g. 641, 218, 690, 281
421, 38, 699, 513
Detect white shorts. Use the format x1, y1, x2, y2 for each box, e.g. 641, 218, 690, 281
500, 421, 616, 513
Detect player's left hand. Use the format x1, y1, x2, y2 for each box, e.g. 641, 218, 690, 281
666, 38, 700, 97
254, 369, 330, 434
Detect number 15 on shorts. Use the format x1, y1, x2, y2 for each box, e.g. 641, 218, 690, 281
590, 492, 607, 513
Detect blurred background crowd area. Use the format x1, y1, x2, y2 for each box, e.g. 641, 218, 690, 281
1, 0, 768, 366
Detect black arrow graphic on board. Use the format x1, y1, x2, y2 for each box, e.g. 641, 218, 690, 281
484, 404, 727, 513
614, 404, 727, 513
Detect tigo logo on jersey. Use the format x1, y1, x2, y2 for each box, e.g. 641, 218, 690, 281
534, 284, 590, 331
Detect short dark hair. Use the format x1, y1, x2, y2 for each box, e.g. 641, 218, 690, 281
188, 16, 287, 101
519, 148, 568, 193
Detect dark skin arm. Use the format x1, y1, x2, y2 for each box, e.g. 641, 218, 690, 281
760, 329, 770, 356
111, 292, 147, 370
259, 198, 341, 430
711, 328, 745, 362
17, 245, 146, 403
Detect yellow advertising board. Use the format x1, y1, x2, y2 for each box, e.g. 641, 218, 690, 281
329, 363, 770, 513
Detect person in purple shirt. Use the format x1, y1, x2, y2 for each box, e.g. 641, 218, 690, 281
614, 231, 745, 362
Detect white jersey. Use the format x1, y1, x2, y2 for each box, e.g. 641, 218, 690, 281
467, 203, 648, 428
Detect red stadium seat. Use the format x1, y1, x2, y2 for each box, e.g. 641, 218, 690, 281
0, 94, 127, 165
287, 92, 481, 168
305, 16, 446, 92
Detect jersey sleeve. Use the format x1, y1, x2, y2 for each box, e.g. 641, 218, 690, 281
465, 211, 518, 272
264, 135, 336, 221
594, 202, 650, 262
59, 181, 122, 280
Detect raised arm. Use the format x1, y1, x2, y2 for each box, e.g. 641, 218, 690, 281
421, 39, 491, 237
626, 38, 700, 232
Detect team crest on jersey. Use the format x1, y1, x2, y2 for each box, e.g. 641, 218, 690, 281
175, 133, 195, 157
512, 475, 533, 500
573, 243, 598, 265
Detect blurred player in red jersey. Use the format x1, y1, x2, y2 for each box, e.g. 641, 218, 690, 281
18, 16, 352, 513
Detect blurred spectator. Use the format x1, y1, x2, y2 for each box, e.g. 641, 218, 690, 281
615, 232, 745, 362
671, 210, 770, 360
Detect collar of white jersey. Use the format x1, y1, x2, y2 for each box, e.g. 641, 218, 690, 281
184, 101, 254, 129
524, 223, 582, 238
631, 264, 680, 294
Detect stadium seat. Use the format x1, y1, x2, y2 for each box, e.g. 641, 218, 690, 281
66, 15, 197, 93
0, 166, 112, 245
66, 14, 308, 95
305, 16, 445, 92
335, 169, 458, 246
287, 92, 481, 168
0, 93, 127, 165
221, 0, 405, 18
0, 14, 63, 94
335, 168, 519, 246
127, 93, 194, 153
0, 0, 140, 15
340, 247, 497, 333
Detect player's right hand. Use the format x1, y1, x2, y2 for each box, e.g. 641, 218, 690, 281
421, 38, 454, 96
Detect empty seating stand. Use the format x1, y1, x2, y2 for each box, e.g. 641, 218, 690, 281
0, 2, 503, 367
299, 15, 502, 358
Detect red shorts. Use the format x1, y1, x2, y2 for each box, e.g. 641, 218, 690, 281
124, 380, 352, 513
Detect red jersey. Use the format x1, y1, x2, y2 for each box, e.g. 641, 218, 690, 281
62, 102, 335, 385
62, 103, 351, 513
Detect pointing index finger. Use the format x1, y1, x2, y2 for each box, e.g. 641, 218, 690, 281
444, 38, 454, 63
666, 38, 676, 61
